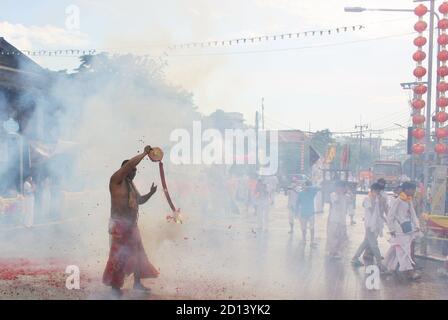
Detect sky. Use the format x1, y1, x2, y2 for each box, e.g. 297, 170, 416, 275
0, 0, 431, 144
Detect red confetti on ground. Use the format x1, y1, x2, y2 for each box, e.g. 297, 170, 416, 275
0, 258, 88, 290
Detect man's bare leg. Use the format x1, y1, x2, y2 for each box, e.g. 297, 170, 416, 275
134, 270, 151, 292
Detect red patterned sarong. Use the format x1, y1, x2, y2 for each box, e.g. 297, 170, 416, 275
103, 218, 159, 288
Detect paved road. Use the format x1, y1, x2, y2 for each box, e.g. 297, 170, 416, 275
1, 194, 448, 299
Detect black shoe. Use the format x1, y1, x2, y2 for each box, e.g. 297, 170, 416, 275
133, 282, 151, 293
351, 258, 364, 267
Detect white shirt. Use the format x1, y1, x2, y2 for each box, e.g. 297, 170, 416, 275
386, 196, 420, 234
24, 181, 34, 197
362, 195, 384, 236
329, 192, 349, 224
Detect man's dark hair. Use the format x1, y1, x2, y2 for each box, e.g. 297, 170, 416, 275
371, 182, 382, 191
121, 160, 129, 167
401, 182, 416, 191
377, 178, 386, 185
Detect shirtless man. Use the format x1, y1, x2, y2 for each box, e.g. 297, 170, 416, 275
103, 146, 159, 297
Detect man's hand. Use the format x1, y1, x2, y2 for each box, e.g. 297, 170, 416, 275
138, 183, 158, 205
144, 145, 153, 155
150, 182, 157, 195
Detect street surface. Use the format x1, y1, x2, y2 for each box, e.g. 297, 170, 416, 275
1, 194, 447, 300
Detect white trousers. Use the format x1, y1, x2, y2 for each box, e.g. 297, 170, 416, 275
384, 233, 415, 272
23, 196, 35, 227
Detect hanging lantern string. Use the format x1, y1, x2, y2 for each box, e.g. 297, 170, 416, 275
435, 1, 448, 155
412, 3, 429, 155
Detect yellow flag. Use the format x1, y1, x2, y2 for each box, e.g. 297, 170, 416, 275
325, 145, 336, 164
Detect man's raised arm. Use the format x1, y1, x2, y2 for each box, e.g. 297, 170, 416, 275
110, 146, 152, 185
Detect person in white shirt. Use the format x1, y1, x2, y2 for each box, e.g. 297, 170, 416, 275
254, 179, 271, 232
384, 182, 421, 280
326, 181, 350, 259
23, 176, 36, 228
363, 178, 389, 262
351, 183, 386, 270
287, 179, 299, 234
347, 188, 356, 225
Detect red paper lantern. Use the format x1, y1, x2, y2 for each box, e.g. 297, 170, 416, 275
438, 97, 448, 107
435, 111, 448, 122
415, 21, 428, 32
440, 2, 448, 14
412, 128, 425, 139
415, 4, 428, 16
413, 50, 426, 62
438, 81, 448, 92
412, 144, 425, 154
438, 50, 448, 61
412, 114, 426, 125
412, 99, 426, 109
414, 84, 428, 95
438, 34, 448, 45
414, 66, 427, 78
439, 19, 448, 30
435, 143, 448, 154
414, 36, 427, 47
436, 128, 448, 139
438, 65, 448, 77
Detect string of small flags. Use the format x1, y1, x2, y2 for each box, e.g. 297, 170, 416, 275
0, 49, 97, 57
0, 24, 365, 57
167, 24, 365, 50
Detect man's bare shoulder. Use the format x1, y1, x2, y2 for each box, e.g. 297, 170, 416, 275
109, 175, 124, 191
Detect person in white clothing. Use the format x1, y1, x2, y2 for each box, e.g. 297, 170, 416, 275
327, 181, 350, 259
351, 183, 386, 270
384, 182, 421, 280
23, 176, 36, 228
254, 179, 270, 232
287, 179, 299, 234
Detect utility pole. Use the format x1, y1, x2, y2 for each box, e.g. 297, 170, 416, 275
424, 0, 436, 196
355, 123, 369, 175
261, 97, 265, 130
255, 111, 259, 173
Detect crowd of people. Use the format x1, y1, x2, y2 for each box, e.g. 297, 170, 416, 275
285, 176, 425, 281
351, 179, 423, 280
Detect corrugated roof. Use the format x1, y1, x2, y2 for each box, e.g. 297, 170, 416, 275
0, 37, 43, 73
277, 130, 307, 143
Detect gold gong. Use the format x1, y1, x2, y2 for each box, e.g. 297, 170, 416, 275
148, 147, 164, 162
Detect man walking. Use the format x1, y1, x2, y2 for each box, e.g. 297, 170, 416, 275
296, 181, 320, 246
351, 183, 386, 271
384, 182, 421, 280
